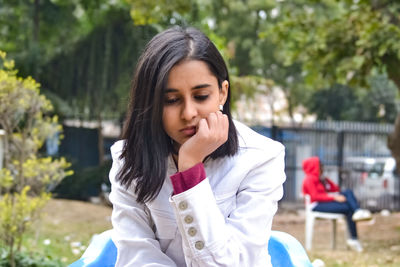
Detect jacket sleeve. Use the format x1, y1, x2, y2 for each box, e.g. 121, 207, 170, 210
170, 163, 206, 195
169, 147, 286, 267
325, 178, 340, 192
109, 146, 177, 267
304, 179, 335, 202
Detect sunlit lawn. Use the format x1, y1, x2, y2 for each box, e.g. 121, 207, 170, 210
25, 199, 112, 265
24, 199, 400, 266
273, 209, 400, 267
308, 223, 400, 267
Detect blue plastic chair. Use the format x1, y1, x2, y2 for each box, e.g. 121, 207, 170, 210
69, 230, 117, 267
269, 231, 313, 267
70, 230, 313, 267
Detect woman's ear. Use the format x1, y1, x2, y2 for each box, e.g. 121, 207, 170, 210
219, 80, 229, 106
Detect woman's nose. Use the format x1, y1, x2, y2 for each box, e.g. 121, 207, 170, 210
181, 101, 197, 121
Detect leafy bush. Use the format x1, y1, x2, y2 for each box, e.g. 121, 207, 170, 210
53, 160, 112, 201
0, 51, 72, 266
0, 248, 63, 267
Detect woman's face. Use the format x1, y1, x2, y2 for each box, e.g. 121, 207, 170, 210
319, 162, 324, 176
163, 60, 228, 148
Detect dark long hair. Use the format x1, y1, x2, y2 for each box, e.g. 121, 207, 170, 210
117, 26, 238, 203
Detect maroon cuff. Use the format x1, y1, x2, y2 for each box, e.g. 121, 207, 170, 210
170, 163, 206, 195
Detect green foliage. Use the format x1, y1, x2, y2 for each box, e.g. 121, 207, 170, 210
0, 0, 145, 122
309, 84, 360, 121
121, 0, 308, 118
54, 160, 112, 201
265, 0, 400, 90
0, 247, 63, 267
309, 74, 399, 122
262, 0, 400, 126
0, 0, 129, 78
39, 16, 157, 120
3, 0, 399, 125
0, 187, 51, 254
358, 74, 400, 122
126, 0, 192, 26
1, 0, 304, 121
0, 51, 72, 266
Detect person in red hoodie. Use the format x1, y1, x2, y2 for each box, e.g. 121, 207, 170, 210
302, 156, 372, 252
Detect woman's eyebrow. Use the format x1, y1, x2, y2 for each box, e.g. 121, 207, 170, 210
165, 88, 178, 93
192, 83, 211, 90
165, 84, 211, 93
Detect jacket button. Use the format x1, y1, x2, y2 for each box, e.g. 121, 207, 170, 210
184, 215, 193, 224
178, 201, 188, 210
188, 227, 197, 236
195, 241, 204, 250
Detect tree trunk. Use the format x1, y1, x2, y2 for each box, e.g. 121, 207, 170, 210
388, 113, 400, 175
96, 25, 112, 165
32, 0, 40, 79
8, 197, 16, 267
382, 54, 400, 174
33, 0, 40, 42
97, 115, 104, 164
283, 89, 296, 127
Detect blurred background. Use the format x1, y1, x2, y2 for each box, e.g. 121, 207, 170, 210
0, 0, 400, 266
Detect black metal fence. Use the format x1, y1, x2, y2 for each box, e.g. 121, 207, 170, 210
57, 121, 399, 211
251, 121, 399, 211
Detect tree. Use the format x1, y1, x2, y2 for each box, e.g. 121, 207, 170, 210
0, 51, 72, 266
39, 14, 157, 163
359, 74, 399, 123
1, 0, 311, 129
309, 74, 399, 122
0, 0, 130, 79
0, 0, 145, 164
123, 0, 308, 124
266, 0, 400, 171
309, 83, 359, 121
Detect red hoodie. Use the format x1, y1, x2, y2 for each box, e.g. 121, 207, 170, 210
301, 157, 339, 203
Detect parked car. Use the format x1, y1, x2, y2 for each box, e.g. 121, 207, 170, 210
343, 157, 399, 211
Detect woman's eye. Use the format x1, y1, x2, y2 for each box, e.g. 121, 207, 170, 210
195, 95, 209, 101
164, 97, 179, 105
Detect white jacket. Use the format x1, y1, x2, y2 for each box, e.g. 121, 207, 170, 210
109, 121, 286, 267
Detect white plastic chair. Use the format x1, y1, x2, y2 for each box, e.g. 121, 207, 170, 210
304, 194, 346, 250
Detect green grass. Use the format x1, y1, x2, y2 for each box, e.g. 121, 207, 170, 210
17, 199, 112, 265
306, 227, 400, 267
273, 210, 400, 267
5, 199, 400, 266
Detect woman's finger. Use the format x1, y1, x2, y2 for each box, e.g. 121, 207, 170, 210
206, 112, 218, 133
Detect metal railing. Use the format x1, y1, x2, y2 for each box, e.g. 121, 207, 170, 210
252, 120, 398, 211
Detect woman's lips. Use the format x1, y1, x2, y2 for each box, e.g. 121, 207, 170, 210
180, 126, 196, 136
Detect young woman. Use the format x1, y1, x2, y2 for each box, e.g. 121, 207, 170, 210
302, 157, 372, 252
109, 26, 286, 266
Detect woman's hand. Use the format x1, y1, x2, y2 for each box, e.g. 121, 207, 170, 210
178, 111, 229, 172
334, 195, 346, 202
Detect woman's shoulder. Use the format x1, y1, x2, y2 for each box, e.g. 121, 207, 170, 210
234, 120, 284, 158
110, 140, 125, 161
